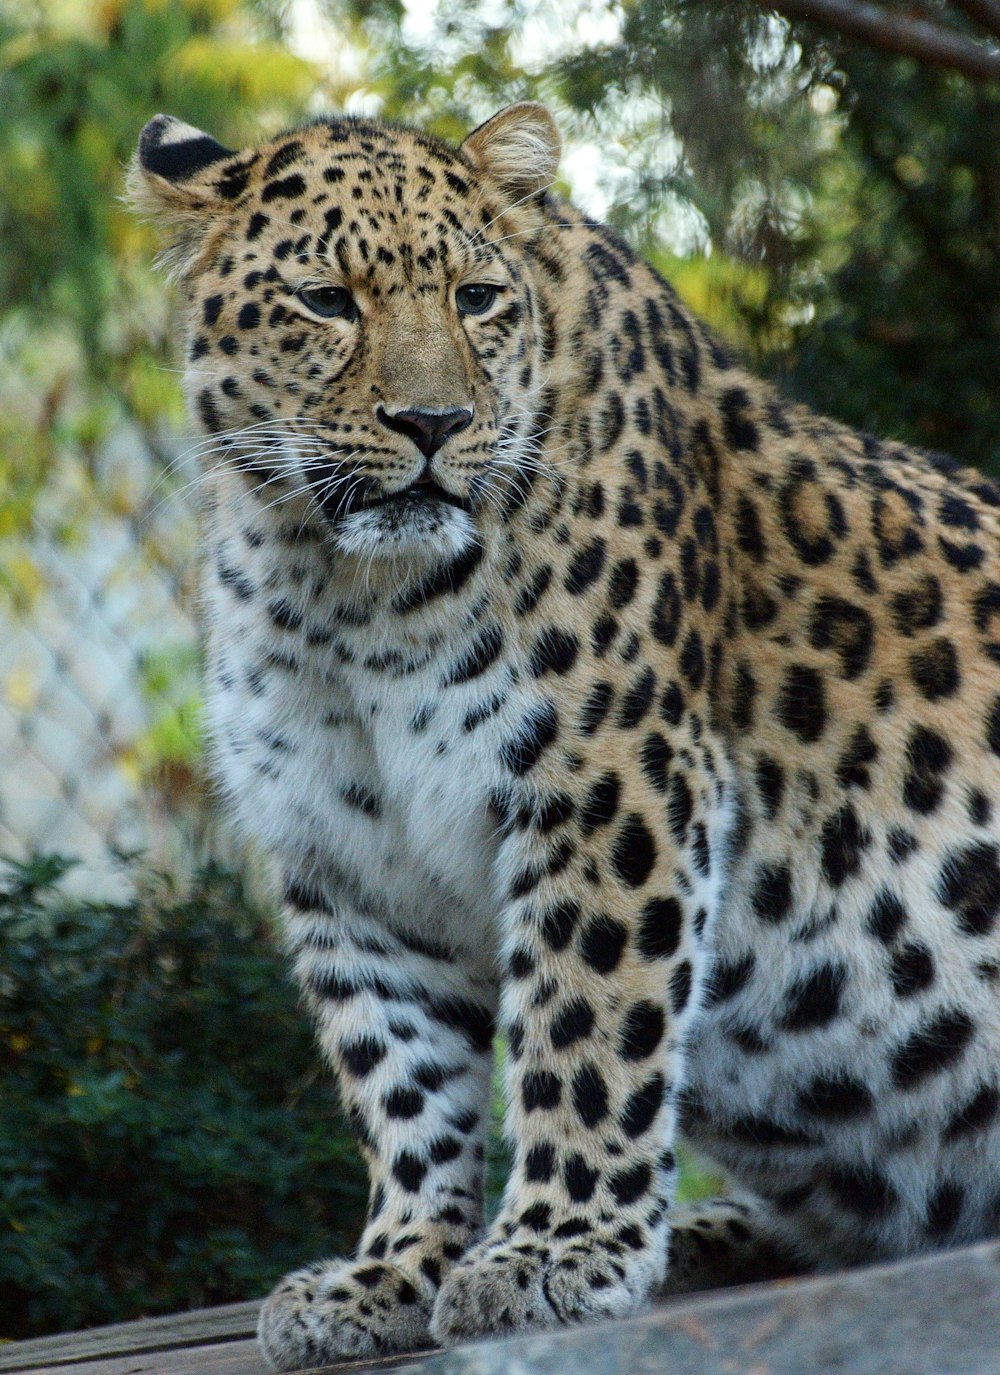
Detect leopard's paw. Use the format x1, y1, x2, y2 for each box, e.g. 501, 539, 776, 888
257, 1258, 432, 1371
429, 1236, 654, 1345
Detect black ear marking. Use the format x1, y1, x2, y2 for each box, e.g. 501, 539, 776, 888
139, 114, 234, 183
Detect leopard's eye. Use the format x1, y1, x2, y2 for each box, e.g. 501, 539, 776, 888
296, 285, 357, 320
456, 283, 498, 316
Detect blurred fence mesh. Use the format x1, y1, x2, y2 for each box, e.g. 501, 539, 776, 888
0, 411, 229, 898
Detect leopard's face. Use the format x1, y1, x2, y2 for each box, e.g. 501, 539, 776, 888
134, 113, 559, 563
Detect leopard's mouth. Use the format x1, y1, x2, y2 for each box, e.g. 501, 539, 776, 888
314, 466, 475, 525
365, 481, 472, 513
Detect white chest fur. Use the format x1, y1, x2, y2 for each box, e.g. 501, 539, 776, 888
204, 561, 523, 963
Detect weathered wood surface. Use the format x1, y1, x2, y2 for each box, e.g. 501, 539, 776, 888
0, 1302, 261, 1371
4, 1243, 1000, 1375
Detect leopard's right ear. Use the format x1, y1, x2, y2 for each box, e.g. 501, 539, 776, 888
126, 115, 250, 278
460, 103, 561, 205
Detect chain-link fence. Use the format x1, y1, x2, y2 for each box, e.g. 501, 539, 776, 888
0, 413, 227, 898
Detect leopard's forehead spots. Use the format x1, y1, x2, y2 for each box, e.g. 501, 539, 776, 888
230, 120, 509, 292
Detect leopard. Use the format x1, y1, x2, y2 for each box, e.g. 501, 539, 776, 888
129, 101, 1000, 1371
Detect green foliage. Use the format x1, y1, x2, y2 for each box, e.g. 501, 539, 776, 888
0, 0, 317, 340
0, 855, 367, 1340
0, 0, 320, 592
776, 52, 1000, 469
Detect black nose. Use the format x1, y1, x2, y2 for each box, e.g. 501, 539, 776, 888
376, 405, 473, 458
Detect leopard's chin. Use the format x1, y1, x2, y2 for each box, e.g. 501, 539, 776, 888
329, 498, 479, 563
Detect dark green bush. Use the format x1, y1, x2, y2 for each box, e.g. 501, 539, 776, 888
0, 855, 367, 1340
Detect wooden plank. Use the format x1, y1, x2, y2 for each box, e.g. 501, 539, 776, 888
4, 1338, 269, 1375
0, 1301, 259, 1371
5, 1243, 1000, 1375
7, 1339, 428, 1375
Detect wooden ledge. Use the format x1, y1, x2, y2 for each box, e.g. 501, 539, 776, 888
3, 1242, 1000, 1375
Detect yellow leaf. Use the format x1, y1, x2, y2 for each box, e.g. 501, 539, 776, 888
164, 37, 318, 108
4, 664, 39, 713
117, 748, 143, 788
4, 550, 47, 607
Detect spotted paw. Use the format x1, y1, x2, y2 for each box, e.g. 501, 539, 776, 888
257, 1258, 433, 1371
429, 1236, 656, 1344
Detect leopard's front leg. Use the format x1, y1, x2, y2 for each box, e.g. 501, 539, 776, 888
258, 888, 496, 1371
432, 730, 723, 1342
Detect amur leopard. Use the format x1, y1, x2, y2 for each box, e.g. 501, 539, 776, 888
130, 102, 1000, 1369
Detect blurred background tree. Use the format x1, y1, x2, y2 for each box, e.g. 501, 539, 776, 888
0, 856, 368, 1340
2, 0, 999, 1339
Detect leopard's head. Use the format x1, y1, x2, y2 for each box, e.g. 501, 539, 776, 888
129, 103, 562, 563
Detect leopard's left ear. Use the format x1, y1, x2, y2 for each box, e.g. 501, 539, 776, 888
126, 114, 251, 278
136, 114, 234, 185
460, 103, 561, 203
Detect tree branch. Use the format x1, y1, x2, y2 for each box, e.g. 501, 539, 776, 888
951, 0, 1000, 41
767, 0, 1000, 82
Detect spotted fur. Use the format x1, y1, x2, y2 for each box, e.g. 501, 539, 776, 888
130, 102, 1000, 1370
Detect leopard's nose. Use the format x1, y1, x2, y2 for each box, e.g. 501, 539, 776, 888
376, 405, 473, 458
